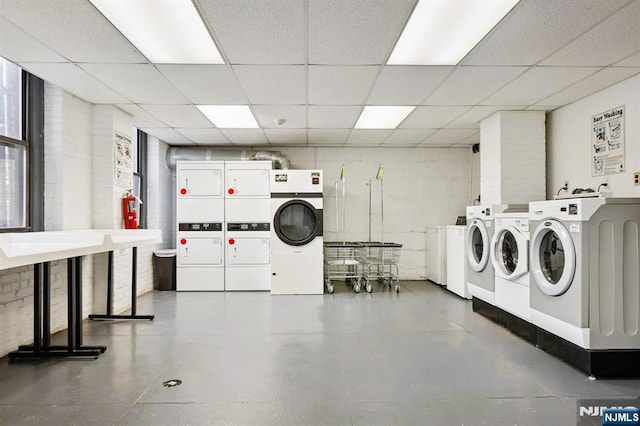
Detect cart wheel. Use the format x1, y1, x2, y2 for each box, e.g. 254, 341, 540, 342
354, 283, 361, 293
327, 284, 334, 294
366, 282, 372, 293
395, 284, 400, 293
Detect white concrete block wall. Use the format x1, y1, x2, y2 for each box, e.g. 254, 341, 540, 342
147, 135, 175, 249
480, 111, 546, 205
480, 112, 502, 206
277, 147, 473, 280
499, 111, 546, 204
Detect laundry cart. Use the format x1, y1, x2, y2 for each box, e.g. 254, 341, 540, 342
360, 242, 402, 293
323, 242, 363, 294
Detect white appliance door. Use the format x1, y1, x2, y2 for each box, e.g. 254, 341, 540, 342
490, 226, 528, 279
177, 235, 223, 266
466, 219, 490, 272
177, 168, 223, 197
530, 219, 576, 296
226, 169, 270, 197
226, 236, 270, 265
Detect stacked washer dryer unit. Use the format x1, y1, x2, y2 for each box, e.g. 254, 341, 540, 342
224, 161, 272, 291
176, 161, 225, 291
466, 205, 527, 310
529, 196, 640, 376
270, 169, 324, 294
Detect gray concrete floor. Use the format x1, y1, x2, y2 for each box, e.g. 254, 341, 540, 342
0, 281, 638, 425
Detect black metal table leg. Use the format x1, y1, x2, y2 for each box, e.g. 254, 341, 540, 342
89, 248, 154, 321
10, 260, 103, 359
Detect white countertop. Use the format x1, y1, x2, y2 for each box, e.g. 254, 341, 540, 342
0, 229, 162, 271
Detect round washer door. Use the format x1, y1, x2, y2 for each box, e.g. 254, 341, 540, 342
490, 226, 528, 279
466, 219, 490, 272
530, 219, 576, 296
274, 200, 322, 246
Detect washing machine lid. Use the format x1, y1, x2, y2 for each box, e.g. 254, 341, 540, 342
274, 199, 323, 246
490, 226, 528, 279
466, 219, 490, 272
530, 219, 576, 296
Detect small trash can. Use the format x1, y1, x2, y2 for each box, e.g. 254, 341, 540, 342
153, 249, 177, 291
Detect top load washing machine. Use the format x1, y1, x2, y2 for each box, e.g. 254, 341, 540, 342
270, 169, 324, 294
529, 196, 640, 350
490, 212, 530, 321
176, 161, 225, 291
466, 204, 527, 305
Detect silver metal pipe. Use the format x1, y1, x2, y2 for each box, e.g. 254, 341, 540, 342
165, 147, 290, 170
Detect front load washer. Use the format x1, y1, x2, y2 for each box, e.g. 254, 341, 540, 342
270, 169, 323, 294
490, 212, 531, 321
466, 204, 527, 306
177, 222, 224, 291
225, 222, 271, 291
530, 197, 640, 350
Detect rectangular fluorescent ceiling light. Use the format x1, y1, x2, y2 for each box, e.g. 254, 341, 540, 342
354, 106, 416, 129
197, 105, 259, 129
89, 0, 224, 64
388, 0, 520, 65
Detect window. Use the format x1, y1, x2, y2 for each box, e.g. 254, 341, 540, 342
0, 57, 44, 232
133, 128, 147, 229
1, 58, 27, 231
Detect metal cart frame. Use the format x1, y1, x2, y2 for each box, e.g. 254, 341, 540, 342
323, 242, 363, 293
359, 242, 402, 293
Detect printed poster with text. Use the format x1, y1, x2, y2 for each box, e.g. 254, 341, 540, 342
591, 106, 625, 176
114, 131, 133, 188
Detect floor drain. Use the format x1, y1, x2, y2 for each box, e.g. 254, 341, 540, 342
162, 379, 183, 388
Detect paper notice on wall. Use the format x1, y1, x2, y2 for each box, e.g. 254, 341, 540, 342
114, 131, 133, 188
591, 106, 624, 176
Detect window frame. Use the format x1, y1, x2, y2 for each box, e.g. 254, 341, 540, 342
0, 135, 29, 232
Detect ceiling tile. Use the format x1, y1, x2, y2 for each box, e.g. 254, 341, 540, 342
345, 129, 393, 145
0, 16, 66, 63
157, 65, 248, 104
140, 127, 193, 145
253, 105, 307, 129
308, 66, 379, 104
175, 128, 230, 144
308, 106, 361, 128
481, 66, 600, 106
535, 67, 640, 107
308, 129, 349, 144
117, 104, 167, 128
0, 0, 146, 63
308, 0, 415, 64
400, 106, 470, 129
445, 106, 525, 129
367, 66, 454, 105
455, 132, 481, 146
197, 0, 305, 65
614, 51, 640, 66
383, 129, 437, 145
20, 63, 128, 104
234, 65, 306, 104
420, 129, 478, 146
425, 66, 527, 105
79, 64, 189, 104
219, 129, 269, 145
141, 105, 212, 128
463, 0, 630, 65
540, 1, 640, 66
264, 129, 308, 145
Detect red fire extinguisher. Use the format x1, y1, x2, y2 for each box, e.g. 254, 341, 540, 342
122, 189, 141, 229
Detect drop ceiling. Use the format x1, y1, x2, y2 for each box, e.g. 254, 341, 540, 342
1, 0, 639, 147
